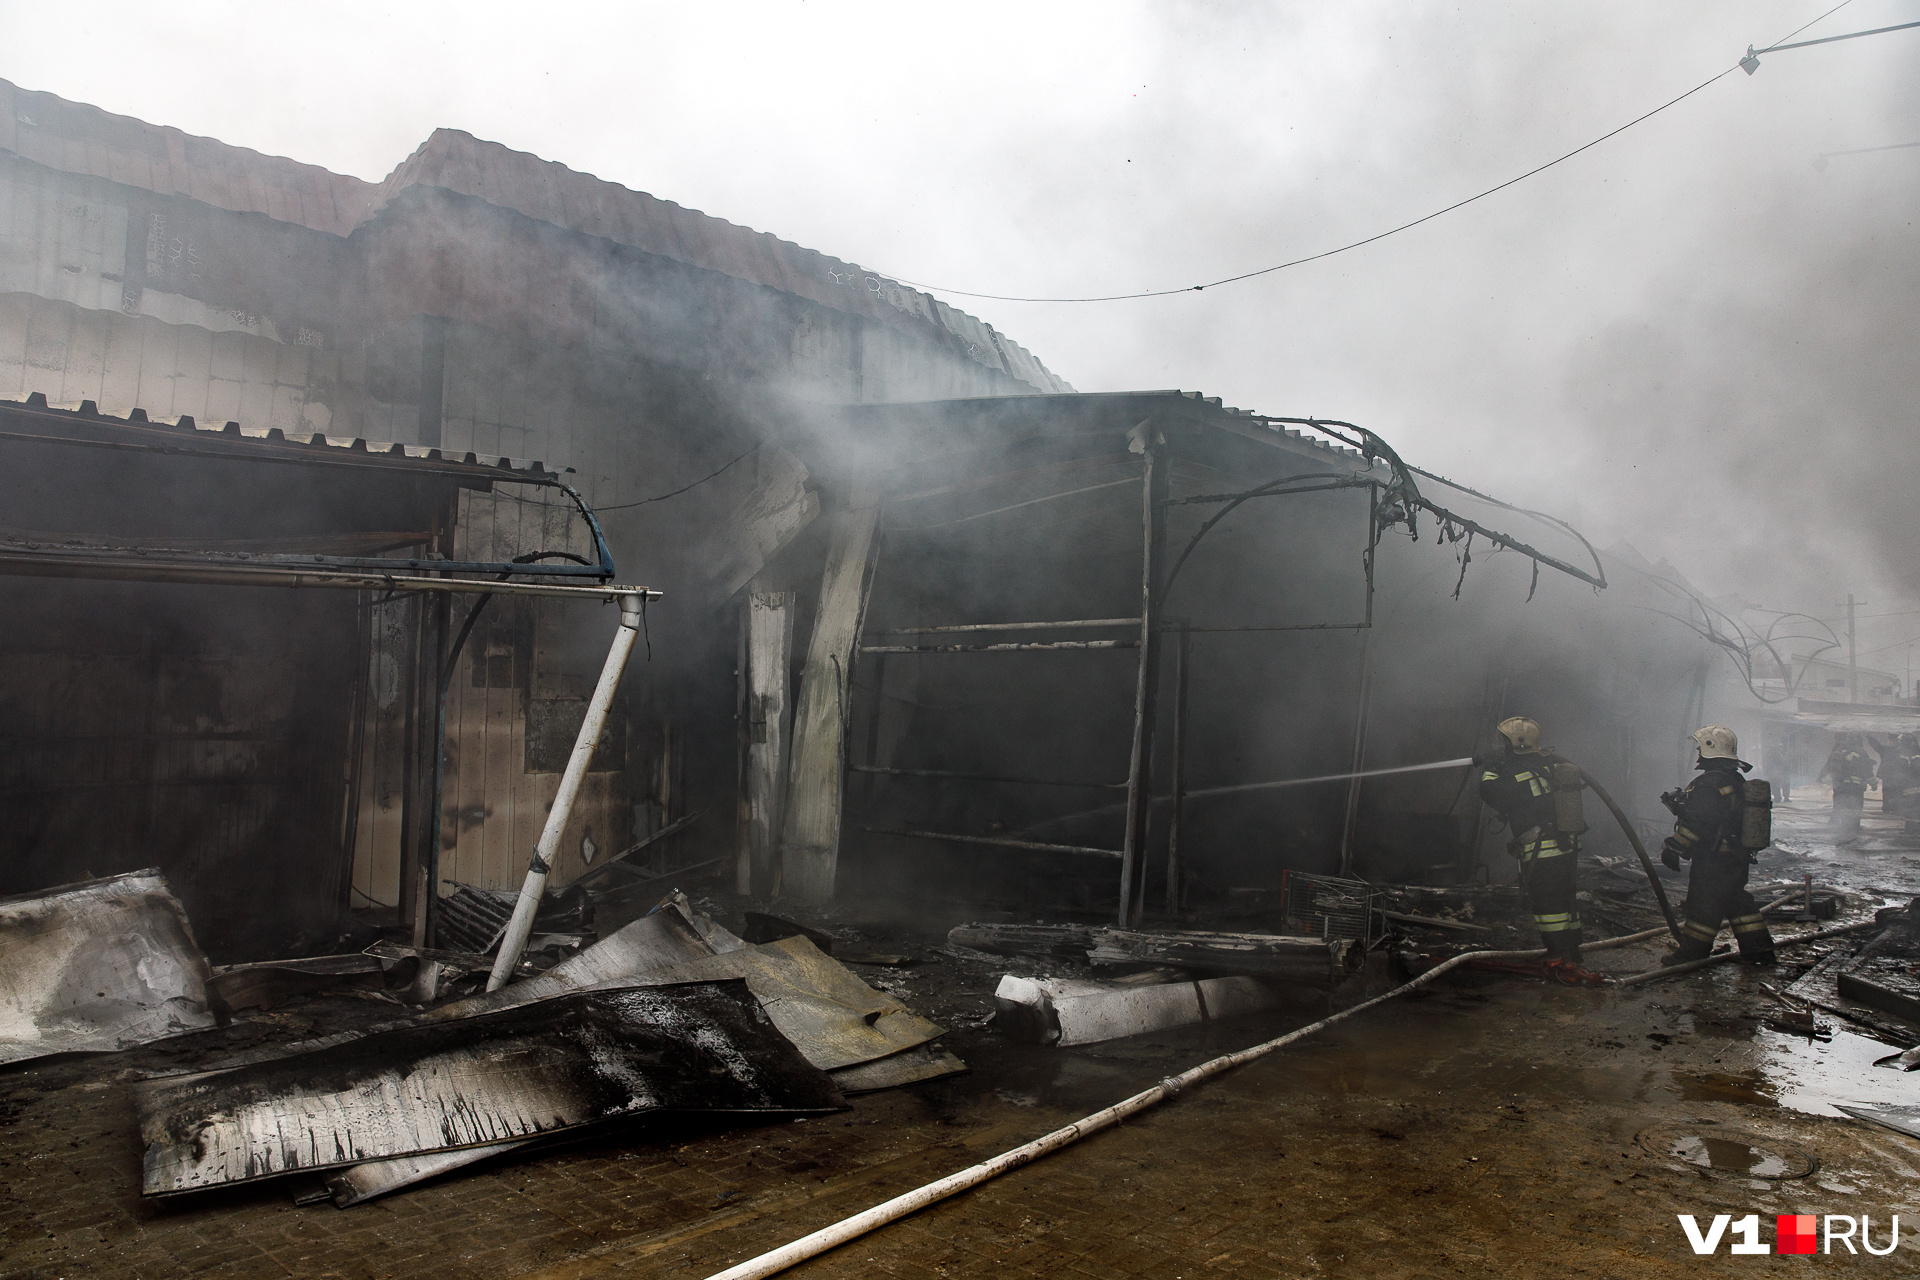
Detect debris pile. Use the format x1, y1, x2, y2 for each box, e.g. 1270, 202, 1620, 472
137, 979, 838, 1196
0, 871, 962, 1210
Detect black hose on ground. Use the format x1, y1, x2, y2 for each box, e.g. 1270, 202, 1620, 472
1578, 768, 1683, 945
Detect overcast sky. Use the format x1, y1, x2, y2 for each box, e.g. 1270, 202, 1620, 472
6, 0, 1917, 667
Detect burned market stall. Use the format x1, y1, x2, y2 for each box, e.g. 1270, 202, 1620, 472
732, 391, 1726, 922
0, 394, 639, 960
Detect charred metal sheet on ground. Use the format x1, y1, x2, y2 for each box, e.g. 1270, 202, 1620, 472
135, 978, 844, 1196
574, 935, 946, 1071
323, 1140, 527, 1207
426, 933, 942, 1071
417, 907, 717, 1021
205, 954, 387, 1018
0, 870, 215, 1065
829, 1042, 968, 1094
327, 914, 951, 1205
308, 909, 725, 1206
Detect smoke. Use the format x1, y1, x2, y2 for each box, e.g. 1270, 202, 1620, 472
15, 1, 1913, 629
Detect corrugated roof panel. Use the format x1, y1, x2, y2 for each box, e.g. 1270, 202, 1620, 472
0, 392, 563, 481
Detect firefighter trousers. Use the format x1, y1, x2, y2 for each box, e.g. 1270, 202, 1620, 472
1829, 790, 1865, 840
1676, 852, 1775, 963
1518, 851, 1582, 962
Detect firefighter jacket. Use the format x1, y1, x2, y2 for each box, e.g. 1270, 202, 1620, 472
1820, 747, 1873, 795
1479, 751, 1573, 860
1663, 760, 1747, 862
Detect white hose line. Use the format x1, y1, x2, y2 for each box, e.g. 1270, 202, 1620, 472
701, 919, 1752, 1280
1614, 918, 1881, 987
701, 948, 1542, 1280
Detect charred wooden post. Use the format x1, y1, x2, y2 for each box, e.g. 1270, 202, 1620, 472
780, 508, 882, 904
744, 591, 796, 897
1119, 435, 1169, 926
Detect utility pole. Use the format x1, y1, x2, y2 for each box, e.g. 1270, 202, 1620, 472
1847, 594, 1859, 703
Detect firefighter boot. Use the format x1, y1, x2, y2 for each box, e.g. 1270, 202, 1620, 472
1731, 912, 1776, 965
1662, 917, 1718, 967
1542, 930, 1603, 984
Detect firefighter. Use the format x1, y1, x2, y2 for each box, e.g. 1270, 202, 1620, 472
1893, 733, 1920, 834
1817, 733, 1874, 840
1478, 716, 1595, 983
1660, 725, 1775, 966
1872, 735, 1911, 816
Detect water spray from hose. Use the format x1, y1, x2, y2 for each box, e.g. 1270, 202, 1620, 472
1185, 756, 1477, 800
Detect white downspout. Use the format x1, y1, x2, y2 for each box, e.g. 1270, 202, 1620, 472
487, 592, 646, 991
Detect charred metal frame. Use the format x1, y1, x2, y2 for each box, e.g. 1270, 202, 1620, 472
838, 392, 1604, 926
848, 409, 1387, 927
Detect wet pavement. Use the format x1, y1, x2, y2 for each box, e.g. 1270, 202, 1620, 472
2, 787, 1917, 1277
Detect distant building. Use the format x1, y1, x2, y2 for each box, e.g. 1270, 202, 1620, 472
1751, 652, 1903, 705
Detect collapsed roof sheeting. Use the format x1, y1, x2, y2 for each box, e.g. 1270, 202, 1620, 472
287, 908, 722, 1208
427, 933, 944, 1071
136, 978, 844, 1196
0, 870, 216, 1065
319, 907, 959, 1206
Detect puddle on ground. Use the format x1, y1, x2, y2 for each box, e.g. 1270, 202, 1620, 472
1639, 1124, 1816, 1179
1665, 1027, 1919, 1116
1677, 1070, 1774, 1107
1756, 1027, 1920, 1117
1671, 1135, 1801, 1178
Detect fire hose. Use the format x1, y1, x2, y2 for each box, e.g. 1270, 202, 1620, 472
1577, 767, 1682, 944
701, 945, 1542, 1280
701, 908, 1876, 1280
700, 921, 1707, 1280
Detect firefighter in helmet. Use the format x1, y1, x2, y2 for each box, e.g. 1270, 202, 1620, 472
1817, 733, 1874, 840
1478, 716, 1595, 983
1660, 725, 1776, 966
1896, 733, 1920, 833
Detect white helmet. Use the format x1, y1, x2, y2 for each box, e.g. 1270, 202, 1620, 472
1496, 716, 1541, 752
1691, 725, 1738, 760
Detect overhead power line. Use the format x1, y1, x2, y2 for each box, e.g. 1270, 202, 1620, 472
881, 1, 1859, 305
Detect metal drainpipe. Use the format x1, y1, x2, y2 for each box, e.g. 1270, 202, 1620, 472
487, 592, 646, 991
